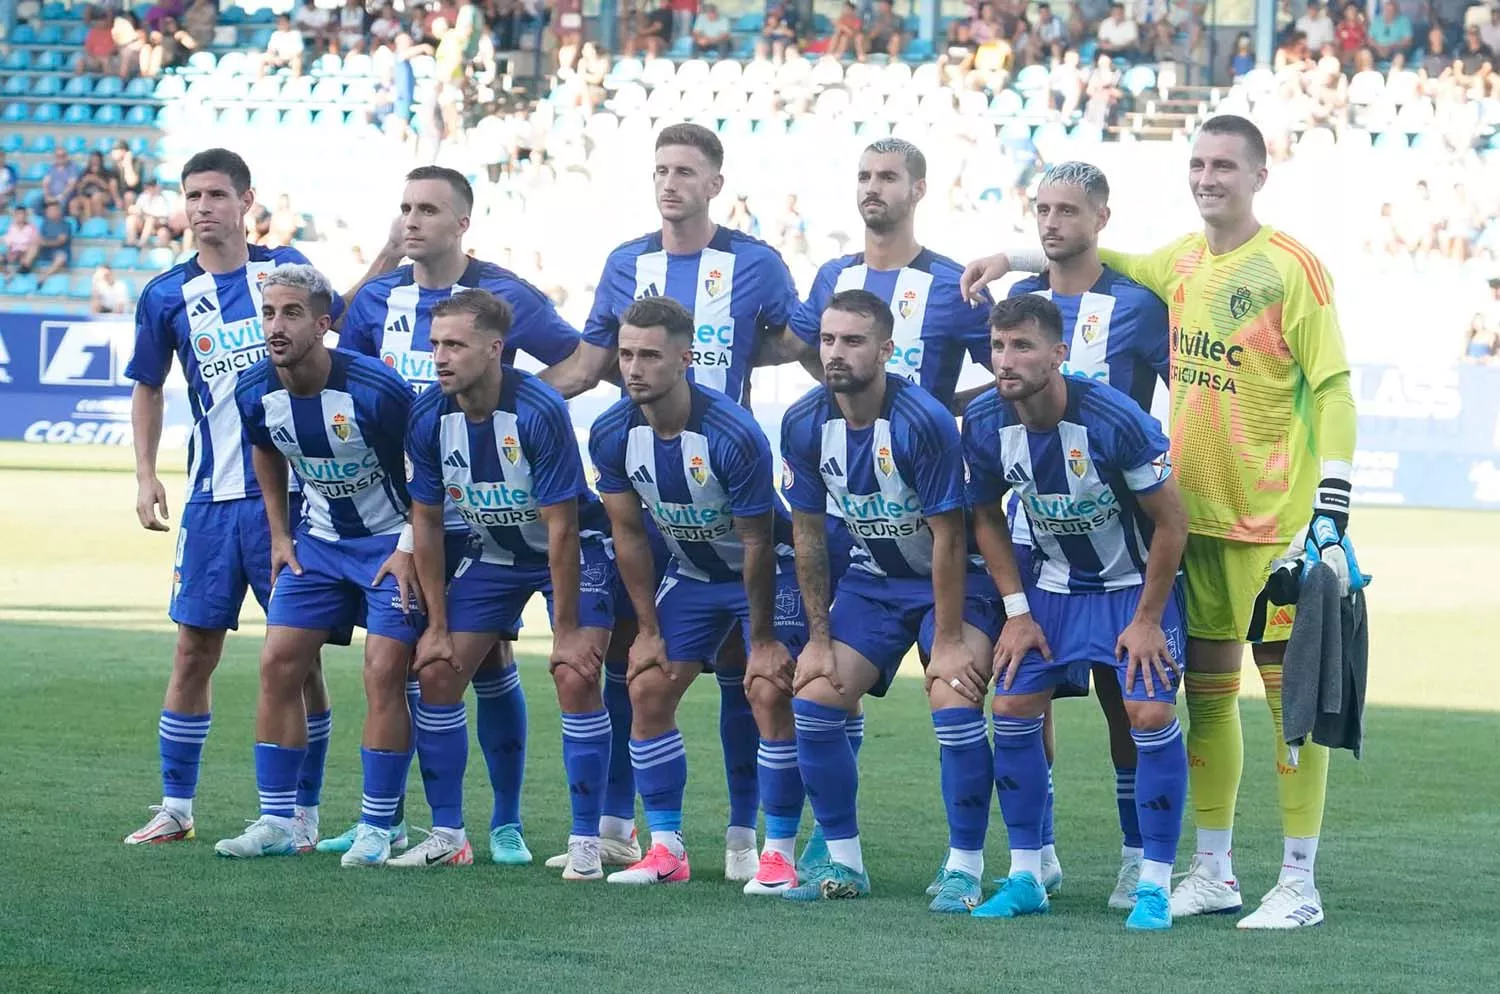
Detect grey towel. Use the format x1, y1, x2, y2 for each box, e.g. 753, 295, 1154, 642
1281, 562, 1369, 764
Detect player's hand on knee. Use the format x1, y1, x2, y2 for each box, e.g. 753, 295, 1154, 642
626, 631, 669, 683
925, 638, 985, 703
135, 474, 170, 532
550, 628, 603, 682
270, 536, 302, 586
414, 627, 456, 673
746, 638, 795, 697
793, 638, 843, 696
373, 550, 424, 614
1115, 618, 1175, 700
993, 614, 1050, 691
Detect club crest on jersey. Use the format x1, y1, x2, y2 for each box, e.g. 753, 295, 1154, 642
1067, 447, 1088, 478
1229, 285, 1253, 320
330, 412, 352, 442
876, 445, 893, 476
704, 269, 724, 298
689, 455, 708, 486
781, 457, 795, 490
897, 289, 918, 320
1080, 313, 1100, 344
502, 434, 520, 465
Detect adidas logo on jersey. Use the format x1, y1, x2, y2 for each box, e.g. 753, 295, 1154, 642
190, 297, 217, 318
636, 283, 661, 299
443, 450, 469, 469
271, 425, 296, 448
385, 315, 412, 335
1005, 464, 1030, 484
820, 457, 844, 478
629, 466, 654, 485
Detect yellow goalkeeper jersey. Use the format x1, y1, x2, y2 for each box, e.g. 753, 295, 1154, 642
1101, 225, 1350, 545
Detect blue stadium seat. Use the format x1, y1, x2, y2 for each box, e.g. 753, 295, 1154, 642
64, 135, 89, 154
312, 109, 345, 129
669, 35, 693, 58
94, 136, 115, 153
902, 38, 934, 61
341, 52, 373, 77
131, 137, 152, 157
64, 23, 88, 45
154, 75, 187, 99
248, 7, 277, 23
95, 76, 125, 98
33, 103, 62, 124
247, 29, 272, 49
11, 24, 35, 44
311, 53, 342, 76
25, 134, 54, 153
37, 25, 63, 44
75, 246, 108, 269
1, 133, 22, 153
732, 13, 763, 32
186, 51, 216, 74
1078, 40, 1098, 64
2, 274, 39, 297
125, 77, 154, 98
63, 75, 90, 98
311, 78, 344, 102
109, 248, 139, 270
123, 105, 152, 125
1, 103, 27, 123
21, 189, 44, 210
218, 5, 245, 22
109, 217, 128, 240
38, 274, 70, 298
145, 247, 175, 270
2, 75, 28, 97
35, 51, 63, 71
1122, 65, 1156, 96
42, 1, 68, 17
281, 106, 312, 128
69, 274, 94, 300
3, 50, 29, 71
33, 76, 61, 98
78, 217, 110, 238
65, 104, 93, 124
0, 214, 9, 234
21, 161, 48, 182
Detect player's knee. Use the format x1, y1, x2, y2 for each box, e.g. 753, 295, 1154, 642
258, 644, 307, 695
172, 626, 223, 682
745, 673, 789, 714
362, 647, 411, 700
1125, 700, 1176, 733
416, 665, 466, 706
551, 663, 599, 711
627, 669, 679, 726
989, 693, 1046, 719
793, 677, 850, 711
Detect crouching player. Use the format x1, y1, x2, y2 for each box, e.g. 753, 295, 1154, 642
963, 295, 1189, 929
399, 290, 618, 878
216, 265, 424, 867
589, 296, 807, 889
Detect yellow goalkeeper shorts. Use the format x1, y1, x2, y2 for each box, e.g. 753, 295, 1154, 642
1181, 534, 1294, 643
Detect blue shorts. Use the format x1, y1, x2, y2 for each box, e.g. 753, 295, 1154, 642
656, 569, 807, 666
612, 516, 670, 623
169, 498, 278, 631
830, 570, 1003, 698
1012, 543, 1088, 699
996, 581, 1187, 702
448, 539, 617, 635
267, 531, 425, 645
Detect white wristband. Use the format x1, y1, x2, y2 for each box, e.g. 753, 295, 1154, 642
1005, 247, 1048, 275
396, 522, 414, 553
1002, 592, 1030, 617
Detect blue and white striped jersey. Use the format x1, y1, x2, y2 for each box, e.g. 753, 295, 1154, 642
780, 374, 967, 580
589, 384, 782, 583
406, 367, 606, 568
126, 244, 339, 503
236, 350, 412, 542
788, 249, 991, 408
962, 377, 1171, 595
1004, 266, 1170, 546
340, 258, 581, 388
582, 227, 797, 407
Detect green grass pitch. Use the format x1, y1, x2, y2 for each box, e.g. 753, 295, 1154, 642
1, 443, 1497, 994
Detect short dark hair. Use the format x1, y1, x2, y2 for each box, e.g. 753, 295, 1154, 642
1198, 114, 1268, 168
621, 295, 695, 345
654, 123, 724, 172
825, 289, 894, 341
405, 165, 474, 214
989, 294, 1064, 342
181, 148, 252, 194
431, 289, 513, 337
862, 138, 927, 182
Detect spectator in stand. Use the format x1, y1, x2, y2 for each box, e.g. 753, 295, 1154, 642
972, 20, 1013, 84
112, 12, 147, 80
70, 151, 119, 221
266, 194, 303, 248
1050, 44, 1085, 117
261, 14, 306, 77
181, 0, 217, 50
293, 0, 334, 49
1456, 24, 1496, 94
42, 151, 81, 210
1335, 3, 1367, 70
141, 15, 200, 77
126, 179, 176, 247
827, 1, 863, 59
109, 141, 144, 210
1096, 3, 1139, 61
1033, 3, 1068, 53
691, 3, 732, 56
670, 0, 696, 43
762, 4, 799, 61
336, 0, 370, 54
1483, 4, 1500, 53
35, 202, 72, 281
941, 16, 978, 79
1230, 32, 1257, 77
456, 0, 486, 62
1297, 0, 1336, 53
627, 3, 673, 57
863, 0, 904, 60
1368, 3, 1413, 62
1419, 24, 1450, 84
725, 193, 757, 235
1463, 310, 1498, 361
1274, 29, 1311, 71
371, 5, 402, 46
0, 152, 16, 208
83, 12, 118, 73
91, 264, 131, 314
1141, 18, 1182, 66
1084, 50, 1124, 124
2, 207, 38, 274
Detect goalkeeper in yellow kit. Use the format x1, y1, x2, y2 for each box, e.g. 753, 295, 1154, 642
960, 115, 1361, 930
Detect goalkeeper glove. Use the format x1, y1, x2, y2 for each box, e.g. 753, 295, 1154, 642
1304, 477, 1369, 596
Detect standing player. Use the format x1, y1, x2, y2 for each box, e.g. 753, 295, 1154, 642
962, 294, 1189, 931
329, 164, 584, 863
961, 115, 1362, 928
779, 290, 1003, 909
761, 138, 992, 411
587, 296, 806, 891
215, 265, 423, 867
1006, 161, 1171, 909
124, 148, 401, 847
542, 122, 802, 877
397, 290, 617, 878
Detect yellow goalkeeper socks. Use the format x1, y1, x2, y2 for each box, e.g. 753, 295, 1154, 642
1184, 670, 1244, 836
1259, 664, 1329, 841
